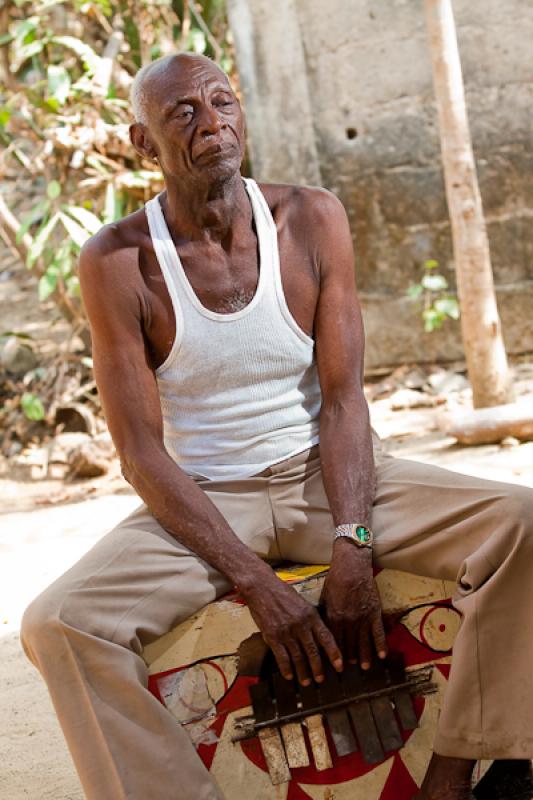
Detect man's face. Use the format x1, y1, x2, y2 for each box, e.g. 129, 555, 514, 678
135, 55, 245, 185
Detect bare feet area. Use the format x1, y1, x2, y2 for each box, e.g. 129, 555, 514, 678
2, 263, 533, 798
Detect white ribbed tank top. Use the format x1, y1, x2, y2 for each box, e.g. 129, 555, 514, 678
145, 178, 322, 481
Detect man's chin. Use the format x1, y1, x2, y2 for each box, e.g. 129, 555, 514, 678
194, 156, 242, 183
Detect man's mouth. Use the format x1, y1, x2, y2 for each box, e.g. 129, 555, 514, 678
194, 141, 232, 162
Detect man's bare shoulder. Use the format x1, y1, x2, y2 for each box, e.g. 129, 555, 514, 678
258, 181, 348, 233
79, 207, 149, 273
78, 207, 151, 321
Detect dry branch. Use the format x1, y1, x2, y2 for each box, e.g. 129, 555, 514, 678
445, 403, 533, 445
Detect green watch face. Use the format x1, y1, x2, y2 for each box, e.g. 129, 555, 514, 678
356, 525, 372, 544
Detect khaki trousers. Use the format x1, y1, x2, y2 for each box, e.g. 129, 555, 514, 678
21, 441, 533, 800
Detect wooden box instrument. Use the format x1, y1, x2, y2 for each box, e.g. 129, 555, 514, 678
237, 653, 436, 785
144, 565, 487, 799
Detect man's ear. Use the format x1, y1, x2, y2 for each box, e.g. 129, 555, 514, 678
129, 122, 157, 161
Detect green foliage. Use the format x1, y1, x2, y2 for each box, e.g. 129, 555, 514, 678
46, 180, 61, 200
2, 0, 234, 345
26, 213, 60, 268
20, 392, 46, 421
408, 259, 460, 333
47, 65, 71, 106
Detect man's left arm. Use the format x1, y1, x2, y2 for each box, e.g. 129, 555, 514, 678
311, 190, 387, 670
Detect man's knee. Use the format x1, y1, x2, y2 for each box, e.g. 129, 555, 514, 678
20, 586, 65, 666
491, 486, 533, 563
21, 577, 98, 662
502, 485, 533, 532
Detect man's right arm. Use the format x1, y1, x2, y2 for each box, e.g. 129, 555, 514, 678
79, 230, 271, 591
79, 230, 341, 684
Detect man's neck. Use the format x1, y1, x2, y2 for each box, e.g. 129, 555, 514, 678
161, 172, 249, 245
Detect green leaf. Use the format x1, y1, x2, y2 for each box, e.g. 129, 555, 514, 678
21, 392, 45, 421
0, 107, 11, 127
38, 266, 59, 301
63, 205, 102, 235
70, 74, 94, 94
17, 200, 49, 244
45, 97, 61, 112
0, 330, 33, 340
103, 182, 122, 223
434, 296, 460, 320
51, 35, 102, 75
66, 274, 80, 296
407, 283, 423, 300
55, 249, 73, 277
12, 17, 39, 44
220, 55, 233, 75
0, 33, 13, 46
47, 65, 71, 105
421, 273, 448, 292
85, 154, 111, 175
47, 180, 61, 200
103, 182, 114, 224
11, 38, 44, 69
79, 0, 112, 16
423, 308, 445, 332
424, 259, 439, 270
123, 15, 141, 68
27, 213, 60, 268
59, 211, 91, 247
189, 29, 207, 54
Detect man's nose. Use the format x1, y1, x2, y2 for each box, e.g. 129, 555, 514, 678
197, 105, 222, 136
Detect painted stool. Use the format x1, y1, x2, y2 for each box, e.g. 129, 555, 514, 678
144, 565, 483, 800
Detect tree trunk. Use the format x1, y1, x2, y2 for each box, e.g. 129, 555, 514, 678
424, 0, 512, 408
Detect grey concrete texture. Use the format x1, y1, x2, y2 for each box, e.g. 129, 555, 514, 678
228, 0, 533, 368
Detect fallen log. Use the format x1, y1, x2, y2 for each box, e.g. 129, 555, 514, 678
444, 401, 533, 445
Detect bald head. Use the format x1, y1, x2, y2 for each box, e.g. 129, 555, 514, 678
129, 51, 245, 185
130, 53, 229, 126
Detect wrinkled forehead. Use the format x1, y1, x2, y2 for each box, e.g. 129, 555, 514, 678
146, 55, 232, 109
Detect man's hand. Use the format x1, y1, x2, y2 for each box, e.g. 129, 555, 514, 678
320, 540, 387, 669
241, 574, 343, 685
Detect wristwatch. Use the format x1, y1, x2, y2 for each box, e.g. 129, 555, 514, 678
334, 523, 373, 548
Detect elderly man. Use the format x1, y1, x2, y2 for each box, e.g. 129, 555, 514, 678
21, 53, 533, 800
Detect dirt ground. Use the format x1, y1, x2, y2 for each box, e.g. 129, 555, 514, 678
3, 402, 533, 799
2, 260, 533, 799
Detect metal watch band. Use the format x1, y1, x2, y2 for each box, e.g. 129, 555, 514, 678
334, 523, 373, 548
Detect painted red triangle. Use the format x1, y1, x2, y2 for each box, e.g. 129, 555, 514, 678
381, 753, 420, 799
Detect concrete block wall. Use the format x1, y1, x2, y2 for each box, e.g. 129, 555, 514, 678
228, 0, 533, 369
